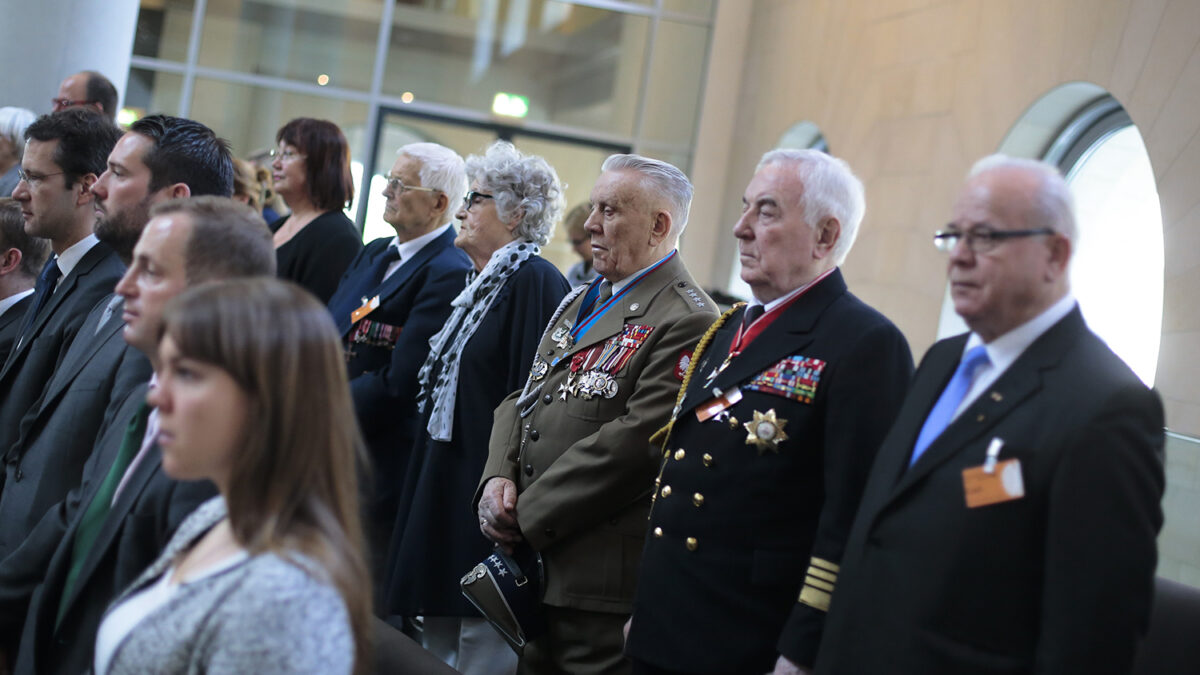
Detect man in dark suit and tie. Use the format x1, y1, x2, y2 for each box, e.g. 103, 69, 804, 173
0, 196, 275, 675
624, 149, 913, 675
326, 142, 472, 583
815, 156, 1165, 674
0, 116, 235, 559
0, 199, 48, 365
0, 110, 124, 465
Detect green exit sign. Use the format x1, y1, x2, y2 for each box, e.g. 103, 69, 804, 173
492, 92, 530, 118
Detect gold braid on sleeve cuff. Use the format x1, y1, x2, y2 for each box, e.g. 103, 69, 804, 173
798, 557, 840, 612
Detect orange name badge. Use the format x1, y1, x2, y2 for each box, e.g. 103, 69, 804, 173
351, 295, 381, 324
962, 458, 1025, 508
696, 387, 742, 422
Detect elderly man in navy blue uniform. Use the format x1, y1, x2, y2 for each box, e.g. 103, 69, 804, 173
625, 149, 913, 674
815, 157, 1165, 674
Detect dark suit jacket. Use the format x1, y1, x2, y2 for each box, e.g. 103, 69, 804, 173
815, 307, 1166, 675
0, 243, 125, 469
626, 269, 913, 673
326, 230, 471, 572
0, 383, 214, 675
0, 294, 32, 367
0, 295, 151, 558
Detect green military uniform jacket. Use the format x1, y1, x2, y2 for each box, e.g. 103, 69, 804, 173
477, 251, 717, 613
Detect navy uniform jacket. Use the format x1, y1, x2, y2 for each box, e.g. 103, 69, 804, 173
815, 307, 1165, 675
0, 294, 32, 367
626, 269, 913, 673
0, 382, 214, 675
326, 229, 471, 570
0, 243, 125, 471
478, 252, 717, 614
0, 295, 150, 558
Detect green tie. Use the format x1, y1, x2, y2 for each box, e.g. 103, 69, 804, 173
56, 402, 152, 627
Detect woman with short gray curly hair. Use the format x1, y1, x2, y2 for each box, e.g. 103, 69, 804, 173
461, 140, 565, 247
383, 140, 570, 672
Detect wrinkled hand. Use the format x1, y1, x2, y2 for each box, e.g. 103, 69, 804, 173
478, 477, 523, 553
770, 655, 812, 675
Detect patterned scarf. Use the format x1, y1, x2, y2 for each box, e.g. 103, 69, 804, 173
418, 239, 540, 442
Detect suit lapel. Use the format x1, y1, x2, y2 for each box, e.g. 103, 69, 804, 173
375, 228, 457, 304
42, 299, 123, 404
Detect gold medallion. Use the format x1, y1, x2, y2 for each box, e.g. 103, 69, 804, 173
744, 409, 788, 454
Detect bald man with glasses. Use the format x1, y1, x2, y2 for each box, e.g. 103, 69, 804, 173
326, 142, 472, 590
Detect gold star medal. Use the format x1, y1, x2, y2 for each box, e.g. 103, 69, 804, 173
744, 409, 788, 454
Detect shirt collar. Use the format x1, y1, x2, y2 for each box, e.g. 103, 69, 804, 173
750, 266, 837, 313
964, 292, 1077, 373
391, 223, 452, 261
56, 233, 99, 279
0, 288, 34, 316
610, 250, 676, 294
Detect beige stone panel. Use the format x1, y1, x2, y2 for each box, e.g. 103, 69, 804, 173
858, 0, 943, 23
1144, 45, 1200, 174
1108, 0, 1169, 99
876, 116, 943, 175
1162, 201, 1200, 275
864, 0, 979, 69
1156, 332, 1200, 424
1160, 266, 1200, 333
1056, 0, 1105, 79
909, 57, 959, 116
1085, 0, 1134, 83
1154, 128, 1200, 226
1123, 0, 1200, 129
1164, 398, 1200, 437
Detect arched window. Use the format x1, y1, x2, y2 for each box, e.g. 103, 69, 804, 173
939, 87, 1163, 386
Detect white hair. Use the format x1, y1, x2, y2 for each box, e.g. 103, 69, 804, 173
600, 153, 693, 239
968, 154, 1076, 243
464, 140, 564, 247
398, 142, 468, 227
757, 148, 866, 265
0, 108, 36, 161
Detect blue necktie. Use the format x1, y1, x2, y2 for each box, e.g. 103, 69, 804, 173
16, 258, 62, 345
910, 345, 990, 467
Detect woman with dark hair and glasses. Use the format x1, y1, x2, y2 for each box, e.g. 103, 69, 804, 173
94, 278, 371, 674
382, 140, 569, 673
269, 118, 362, 303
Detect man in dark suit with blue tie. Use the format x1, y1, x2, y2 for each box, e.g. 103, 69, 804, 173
0, 116, 235, 560
625, 149, 913, 675
0, 199, 49, 366
326, 142, 472, 584
0, 110, 124, 467
815, 156, 1165, 674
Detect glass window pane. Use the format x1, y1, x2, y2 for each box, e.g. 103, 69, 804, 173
661, 0, 714, 19
383, 1, 650, 137
196, 0, 382, 92
639, 19, 709, 147
125, 68, 185, 119
134, 0, 195, 61
188, 77, 370, 221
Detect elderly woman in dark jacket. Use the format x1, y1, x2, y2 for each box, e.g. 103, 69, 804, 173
382, 141, 569, 674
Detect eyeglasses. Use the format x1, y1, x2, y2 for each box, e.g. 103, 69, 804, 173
933, 224, 1057, 254
268, 148, 304, 162
462, 191, 494, 212
51, 97, 98, 110
16, 168, 66, 188
385, 176, 438, 194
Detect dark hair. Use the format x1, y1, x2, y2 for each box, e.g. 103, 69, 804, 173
24, 109, 121, 187
160, 278, 371, 673
276, 118, 354, 211
128, 115, 234, 198
148, 196, 277, 282
83, 71, 118, 120
0, 198, 50, 278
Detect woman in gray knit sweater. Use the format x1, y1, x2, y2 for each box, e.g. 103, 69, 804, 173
94, 278, 372, 674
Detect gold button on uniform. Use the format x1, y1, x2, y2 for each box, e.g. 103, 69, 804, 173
686, 537, 698, 551
661, 485, 672, 497
702, 453, 714, 467
653, 527, 663, 538
674, 449, 686, 461
692, 492, 704, 507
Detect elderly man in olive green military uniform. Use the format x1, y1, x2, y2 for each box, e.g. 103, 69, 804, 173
475, 154, 717, 674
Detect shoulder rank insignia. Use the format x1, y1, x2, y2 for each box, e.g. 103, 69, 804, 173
744, 408, 788, 454
744, 355, 826, 404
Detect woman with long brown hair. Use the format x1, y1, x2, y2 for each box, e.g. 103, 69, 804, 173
93, 278, 371, 674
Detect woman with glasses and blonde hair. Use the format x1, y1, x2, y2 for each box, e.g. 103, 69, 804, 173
269, 118, 362, 303
381, 140, 569, 673
94, 278, 371, 674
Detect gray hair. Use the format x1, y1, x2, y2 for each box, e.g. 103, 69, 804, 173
465, 140, 564, 246
600, 154, 693, 238
398, 142, 468, 228
757, 148, 866, 265
968, 154, 1076, 243
0, 108, 37, 161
